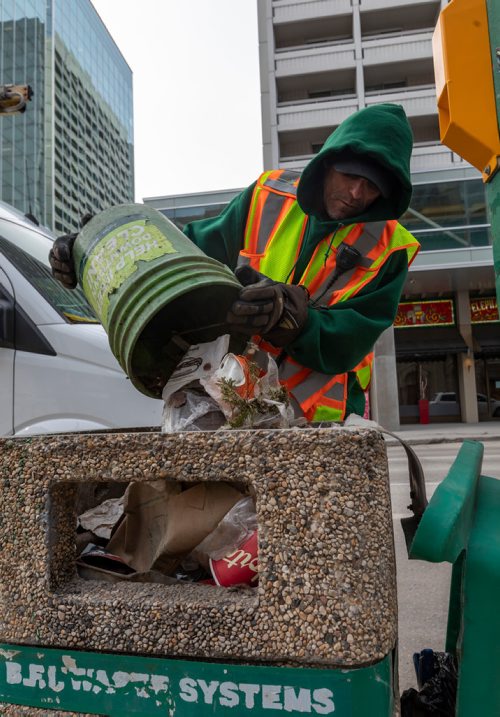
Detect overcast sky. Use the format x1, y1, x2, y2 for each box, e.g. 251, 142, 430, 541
90, 0, 263, 202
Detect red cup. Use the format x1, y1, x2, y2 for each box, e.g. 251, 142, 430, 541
209, 530, 258, 587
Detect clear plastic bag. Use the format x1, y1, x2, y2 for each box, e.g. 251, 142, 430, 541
188, 496, 259, 587
162, 383, 225, 433
162, 335, 230, 432
201, 352, 294, 429
193, 496, 257, 562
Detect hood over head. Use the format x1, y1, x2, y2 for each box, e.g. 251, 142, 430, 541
297, 103, 413, 223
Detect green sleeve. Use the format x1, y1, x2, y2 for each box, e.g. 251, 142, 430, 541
183, 184, 255, 269
286, 250, 408, 374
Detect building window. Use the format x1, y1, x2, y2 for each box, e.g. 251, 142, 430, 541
400, 178, 490, 251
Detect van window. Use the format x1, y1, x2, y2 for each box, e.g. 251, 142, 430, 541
0, 219, 98, 323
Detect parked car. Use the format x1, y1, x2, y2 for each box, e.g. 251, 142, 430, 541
429, 391, 500, 417
0, 200, 163, 435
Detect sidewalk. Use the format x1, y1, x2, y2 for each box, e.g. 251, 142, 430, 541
386, 420, 500, 446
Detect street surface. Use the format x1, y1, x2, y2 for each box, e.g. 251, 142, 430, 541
387, 438, 500, 693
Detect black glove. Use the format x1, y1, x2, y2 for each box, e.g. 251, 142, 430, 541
49, 233, 77, 288
48, 213, 94, 289
227, 266, 309, 347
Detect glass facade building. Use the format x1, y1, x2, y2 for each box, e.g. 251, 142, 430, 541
401, 176, 490, 251
0, 0, 133, 233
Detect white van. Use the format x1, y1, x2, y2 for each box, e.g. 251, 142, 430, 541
0, 201, 163, 435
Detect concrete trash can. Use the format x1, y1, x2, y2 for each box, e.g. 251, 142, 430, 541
0, 427, 399, 715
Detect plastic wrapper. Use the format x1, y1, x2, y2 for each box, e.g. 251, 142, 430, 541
400, 650, 457, 716
162, 335, 230, 432
192, 496, 257, 562
189, 496, 258, 588
201, 352, 294, 429
77, 496, 125, 540
162, 382, 225, 432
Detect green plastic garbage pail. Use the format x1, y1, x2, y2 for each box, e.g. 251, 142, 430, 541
73, 204, 242, 398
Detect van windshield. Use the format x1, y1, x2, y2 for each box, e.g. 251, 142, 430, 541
0, 217, 98, 323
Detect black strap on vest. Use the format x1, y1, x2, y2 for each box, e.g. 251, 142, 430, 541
311, 242, 363, 306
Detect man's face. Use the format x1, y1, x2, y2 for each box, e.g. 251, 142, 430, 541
323, 166, 381, 220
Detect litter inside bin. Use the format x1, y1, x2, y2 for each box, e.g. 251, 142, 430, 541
75, 340, 294, 589
77, 495, 125, 539
191, 495, 258, 586
79, 543, 134, 575
76, 480, 257, 590
210, 529, 258, 587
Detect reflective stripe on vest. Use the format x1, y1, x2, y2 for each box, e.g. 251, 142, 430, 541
352, 352, 374, 391
241, 171, 420, 421
262, 349, 347, 422
303, 221, 419, 305
258, 342, 348, 421
310, 375, 347, 422
241, 170, 306, 281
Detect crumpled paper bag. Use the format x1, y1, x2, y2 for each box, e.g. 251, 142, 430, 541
106, 480, 245, 576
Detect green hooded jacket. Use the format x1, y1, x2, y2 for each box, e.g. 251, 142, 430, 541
184, 103, 416, 417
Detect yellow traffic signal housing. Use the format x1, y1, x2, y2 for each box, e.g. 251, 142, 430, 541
433, 0, 500, 182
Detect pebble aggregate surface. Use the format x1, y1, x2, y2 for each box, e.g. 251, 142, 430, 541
0, 426, 397, 714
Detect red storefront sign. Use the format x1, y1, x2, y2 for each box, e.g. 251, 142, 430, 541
470, 296, 499, 323
395, 299, 455, 328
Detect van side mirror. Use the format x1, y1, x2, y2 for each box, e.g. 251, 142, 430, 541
0, 296, 14, 348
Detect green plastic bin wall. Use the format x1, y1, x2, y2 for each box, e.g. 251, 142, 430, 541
411, 440, 500, 716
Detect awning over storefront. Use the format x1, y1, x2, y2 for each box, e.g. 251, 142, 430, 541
395, 326, 468, 361
472, 323, 500, 357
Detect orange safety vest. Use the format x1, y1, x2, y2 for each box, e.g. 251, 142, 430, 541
240, 169, 420, 422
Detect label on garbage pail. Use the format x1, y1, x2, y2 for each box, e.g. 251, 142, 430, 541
82, 219, 177, 328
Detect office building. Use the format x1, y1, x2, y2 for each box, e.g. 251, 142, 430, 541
147, 0, 500, 425
0, 0, 133, 233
